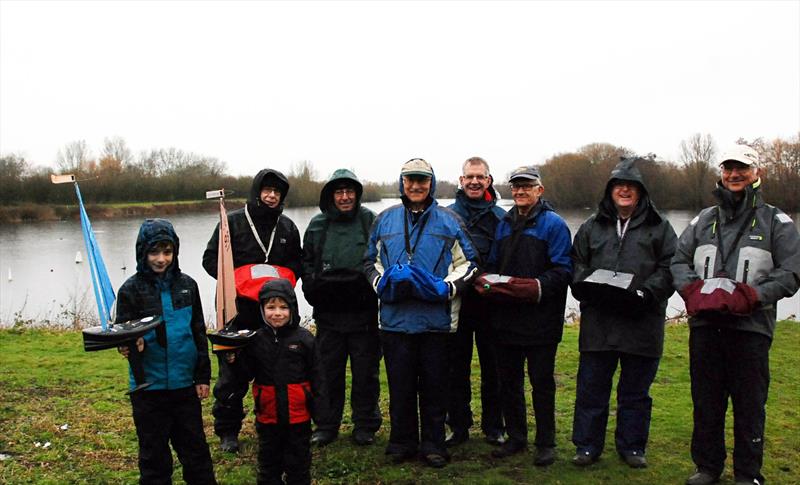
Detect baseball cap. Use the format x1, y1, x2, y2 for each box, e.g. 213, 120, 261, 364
401, 158, 434, 177
509, 165, 541, 182
720, 145, 759, 167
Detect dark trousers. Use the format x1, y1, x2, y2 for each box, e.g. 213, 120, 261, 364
447, 316, 503, 436
314, 326, 382, 434
130, 387, 216, 485
690, 326, 771, 483
256, 421, 312, 485
495, 343, 558, 448
380, 330, 452, 457
571, 351, 660, 457
212, 298, 259, 438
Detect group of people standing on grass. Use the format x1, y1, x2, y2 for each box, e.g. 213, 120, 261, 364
113, 148, 799, 485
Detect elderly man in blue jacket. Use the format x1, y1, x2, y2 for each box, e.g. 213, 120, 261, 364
475, 165, 572, 467
365, 158, 479, 468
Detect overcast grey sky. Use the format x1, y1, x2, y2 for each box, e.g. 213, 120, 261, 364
1, 0, 798, 184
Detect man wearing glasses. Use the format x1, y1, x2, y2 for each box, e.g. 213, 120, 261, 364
672, 145, 800, 485
365, 158, 479, 468
301, 169, 382, 447
445, 157, 507, 448
476, 165, 572, 467
202, 168, 303, 453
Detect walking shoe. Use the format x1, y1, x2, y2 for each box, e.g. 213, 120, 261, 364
491, 440, 526, 458
484, 432, 506, 446
423, 453, 448, 468
220, 435, 239, 453
734, 479, 761, 485
533, 446, 556, 466
685, 470, 720, 485
445, 429, 469, 447
571, 450, 598, 467
621, 451, 647, 468
310, 430, 338, 447
386, 450, 416, 464
352, 429, 375, 446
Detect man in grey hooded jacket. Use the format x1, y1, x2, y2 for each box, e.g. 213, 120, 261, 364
570, 157, 677, 469
671, 145, 800, 485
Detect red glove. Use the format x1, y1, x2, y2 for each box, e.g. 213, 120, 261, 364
474, 273, 540, 303
680, 279, 759, 316
729, 282, 759, 316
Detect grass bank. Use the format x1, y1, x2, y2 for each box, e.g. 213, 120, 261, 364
0, 200, 233, 224
0, 322, 798, 484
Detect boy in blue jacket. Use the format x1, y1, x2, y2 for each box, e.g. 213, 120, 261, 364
117, 218, 216, 485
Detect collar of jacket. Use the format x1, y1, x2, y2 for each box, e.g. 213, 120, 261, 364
453, 187, 497, 220
712, 178, 763, 219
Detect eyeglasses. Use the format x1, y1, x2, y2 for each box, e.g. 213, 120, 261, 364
720, 163, 753, 173
510, 182, 539, 191
333, 188, 356, 197
261, 187, 281, 196
462, 174, 488, 182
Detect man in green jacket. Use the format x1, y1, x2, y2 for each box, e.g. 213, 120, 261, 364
301, 169, 382, 446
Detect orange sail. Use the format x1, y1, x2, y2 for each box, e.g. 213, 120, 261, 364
215, 194, 238, 330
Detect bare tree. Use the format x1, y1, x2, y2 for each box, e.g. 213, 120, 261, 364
679, 133, 717, 209
56, 140, 92, 173
101, 136, 133, 166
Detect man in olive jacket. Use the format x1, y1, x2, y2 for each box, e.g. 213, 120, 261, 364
672, 145, 800, 485
301, 169, 381, 447
570, 157, 677, 469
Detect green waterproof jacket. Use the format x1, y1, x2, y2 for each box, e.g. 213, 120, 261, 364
301, 169, 379, 332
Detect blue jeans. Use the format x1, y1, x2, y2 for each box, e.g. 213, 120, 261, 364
571, 351, 660, 457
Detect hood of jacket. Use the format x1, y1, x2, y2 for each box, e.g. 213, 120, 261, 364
257, 278, 301, 331
398, 165, 437, 208
319, 168, 364, 219
247, 168, 290, 222
597, 157, 661, 225
135, 218, 180, 278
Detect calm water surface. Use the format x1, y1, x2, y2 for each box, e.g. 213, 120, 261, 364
1, 199, 797, 327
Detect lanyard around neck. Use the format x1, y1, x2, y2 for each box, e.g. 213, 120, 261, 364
245, 204, 277, 263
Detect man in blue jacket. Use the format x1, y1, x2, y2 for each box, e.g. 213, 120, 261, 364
477, 166, 572, 467
364, 158, 479, 468
445, 156, 506, 447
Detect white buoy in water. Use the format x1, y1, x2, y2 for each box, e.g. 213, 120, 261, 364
75, 251, 83, 264
7, 268, 11, 282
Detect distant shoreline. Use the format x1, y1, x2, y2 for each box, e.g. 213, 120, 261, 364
0, 199, 242, 224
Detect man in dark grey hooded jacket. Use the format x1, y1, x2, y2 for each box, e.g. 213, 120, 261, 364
301, 169, 381, 447
672, 145, 800, 485
570, 157, 677, 469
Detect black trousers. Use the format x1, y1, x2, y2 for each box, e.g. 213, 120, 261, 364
212, 298, 260, 438
495, 343, 558, 448
447, 314, 503, 437
689, 325, 771, 483
314, 326, 382, 434
571, 351, 660, 457
130, 387, 216, 485
256, 421, 312, 485
380, 330, 452, 457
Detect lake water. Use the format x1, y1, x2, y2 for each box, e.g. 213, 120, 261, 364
0, 199, 797, 327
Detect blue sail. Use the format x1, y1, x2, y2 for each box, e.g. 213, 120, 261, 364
74, 183, 116, 330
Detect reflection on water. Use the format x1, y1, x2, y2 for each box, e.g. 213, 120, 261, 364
0, 199, 797, 327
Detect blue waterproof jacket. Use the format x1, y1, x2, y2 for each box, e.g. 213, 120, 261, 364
116, 219, 211, 391
364, 170, 479, 333
487, 200, 573, 345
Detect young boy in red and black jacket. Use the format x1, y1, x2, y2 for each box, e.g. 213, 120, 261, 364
227, 278, 324, 485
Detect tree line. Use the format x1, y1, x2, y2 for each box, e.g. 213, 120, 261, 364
1, 133, 797, 212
